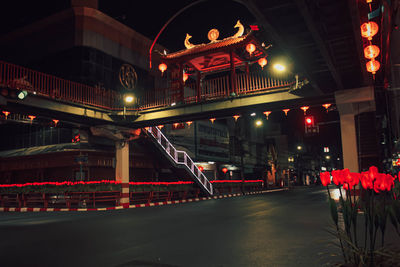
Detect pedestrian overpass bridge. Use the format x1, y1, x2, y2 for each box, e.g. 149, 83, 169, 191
0, 60, 331, 128
0, 60, 334, 198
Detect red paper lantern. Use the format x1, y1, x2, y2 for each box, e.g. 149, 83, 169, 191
364, 45, 380, 59
322, 103, 331, 112
300, 106, 309, 115
158, 63, 167, 74
366, 60, 380, 74
198, 166, 204, 172
246, 43, 256, 56
258, 58, 267, 69
263, 111, 271, 120
282, 109, 290, 116
222, 167, 228, 174
2, 111, 10, 119
360, 21, 379, 40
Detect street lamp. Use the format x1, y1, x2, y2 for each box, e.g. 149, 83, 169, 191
297, 145, 302, 151
124, 95, 134, 103
273, 63, 286, 72
255, 119, 263, 127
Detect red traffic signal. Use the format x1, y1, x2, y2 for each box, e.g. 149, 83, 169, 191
305, 116, 314, 126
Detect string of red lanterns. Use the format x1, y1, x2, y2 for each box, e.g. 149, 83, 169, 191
161, 103, 334, 130
360, 1, 381, 75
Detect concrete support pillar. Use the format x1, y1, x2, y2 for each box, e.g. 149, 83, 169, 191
335, 86, 375, 172
115, 140, 130, 207
339, 112, 359, 172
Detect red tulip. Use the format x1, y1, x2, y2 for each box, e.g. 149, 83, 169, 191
368, 166, 378, 181
320, 172, 331, 186
374, 173, 388, 193
332, 169, 344, 185
361, 171, 373, 189
385, 174, 395, 191
343, 183, 350, 191
349, 172, 360, 187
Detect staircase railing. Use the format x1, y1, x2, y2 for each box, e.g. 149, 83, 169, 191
144, 127, 213, 196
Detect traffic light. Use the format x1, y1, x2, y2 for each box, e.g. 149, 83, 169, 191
305, 116, 314, 126
305, 116, 319, 134
0, 87, 28, 100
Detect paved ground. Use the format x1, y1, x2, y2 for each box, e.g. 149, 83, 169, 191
0, 187, 343, 267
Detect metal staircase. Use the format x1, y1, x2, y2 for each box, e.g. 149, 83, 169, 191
144, 127, 213, 196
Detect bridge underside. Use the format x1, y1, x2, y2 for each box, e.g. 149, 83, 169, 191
2, 86, 332, 128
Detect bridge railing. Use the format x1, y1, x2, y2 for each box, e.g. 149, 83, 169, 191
0, 60, 292, 111
0, 60, 122, 110
140, 72, 293, 109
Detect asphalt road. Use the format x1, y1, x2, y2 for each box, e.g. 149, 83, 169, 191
0, 187, 342, 267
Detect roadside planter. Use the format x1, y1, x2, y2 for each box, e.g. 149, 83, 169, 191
0, 179, 264, 209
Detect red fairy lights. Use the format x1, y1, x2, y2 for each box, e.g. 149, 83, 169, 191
0, 180, 264, 188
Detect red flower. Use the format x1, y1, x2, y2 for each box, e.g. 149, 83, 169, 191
320, 172, 331, 186
332, 170, 344, 185
385, 174, 395, 191
348, 172, 360, 188
361, 171, 373, 189
343, 183, 350, 191
368, 166, 378, 181
374, 173, 391, 193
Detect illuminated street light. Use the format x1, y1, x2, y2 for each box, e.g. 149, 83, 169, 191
124, 95, 134, 103
297, 145, 302, 151
255, 120, 262, 127
17, 90, 28, 100
325, 155, 331, 160
250, 112, 256, 116
273, 63, 286, 72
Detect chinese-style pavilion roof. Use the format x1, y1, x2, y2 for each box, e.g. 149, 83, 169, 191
160, 31, 266, 73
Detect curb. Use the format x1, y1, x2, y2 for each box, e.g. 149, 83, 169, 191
0, 188, 288, 212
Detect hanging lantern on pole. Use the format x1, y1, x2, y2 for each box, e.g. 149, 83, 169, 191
210, 118, 216, 124
258, 58, 267, 69
52, 119, 59, 126
157, 125, 164, 129
222, 167, 228, 174
186, 121, 193, 127
246, 43, 256, 56
366, 59, 380, 74
263, 111, 271, 120
282, 109, 290, 116
158, 63, 167, 75
364, 45, 380, 60
360, 21, 379, 40
322, 103, 331, 112
300, 106, 309, 115
233, 115, 241, 122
